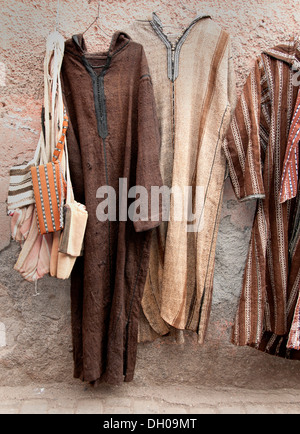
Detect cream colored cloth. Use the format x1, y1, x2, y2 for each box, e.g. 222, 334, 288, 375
125, 15, 237, 343
56, 133, 88, 280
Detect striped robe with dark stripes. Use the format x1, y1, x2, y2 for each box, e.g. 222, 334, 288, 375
223, 38, 300, 359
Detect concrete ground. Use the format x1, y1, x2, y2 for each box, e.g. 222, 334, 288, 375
0, 381, 300, 414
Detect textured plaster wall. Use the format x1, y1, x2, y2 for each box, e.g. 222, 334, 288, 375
0, 0, 299, 388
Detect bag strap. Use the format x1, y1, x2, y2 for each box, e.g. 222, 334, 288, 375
33, 108, 48, 165
52, 108, 69, 163
33, 132, 45, 165
43, 31, 65, 163
63, 133, 75, 205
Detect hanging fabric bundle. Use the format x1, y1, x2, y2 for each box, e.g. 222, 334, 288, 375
10, 204, 35, 244
12, 31, 66, 283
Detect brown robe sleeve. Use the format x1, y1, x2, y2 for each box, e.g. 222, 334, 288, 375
133, 49, 163, 233
222, 58, 266, 202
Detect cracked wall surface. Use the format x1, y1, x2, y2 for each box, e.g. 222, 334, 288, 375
0, 0, 299, 388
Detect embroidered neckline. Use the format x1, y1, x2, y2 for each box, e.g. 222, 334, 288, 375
149, 12, 211, 82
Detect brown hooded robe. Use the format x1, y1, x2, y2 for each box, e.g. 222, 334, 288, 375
61, 31, 163, 384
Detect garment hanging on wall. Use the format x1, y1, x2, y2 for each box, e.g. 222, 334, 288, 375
223, 38, 300, 359
283, 88, 300, 351
124, 13, 237, 344
61, 31, 163, 384
10, 31, 66, 283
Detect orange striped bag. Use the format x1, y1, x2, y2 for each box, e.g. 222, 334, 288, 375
31, 110, 68, 235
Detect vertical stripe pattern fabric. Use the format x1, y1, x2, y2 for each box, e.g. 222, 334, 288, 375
31, 111, 68, 235
223, 38, 300, 359
125, 16, 237, 343
280, 88, 300, 203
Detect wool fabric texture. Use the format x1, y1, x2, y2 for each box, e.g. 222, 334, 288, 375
223, 38, 300, 359
124, 14, 237, 343
61, 31, 163, 384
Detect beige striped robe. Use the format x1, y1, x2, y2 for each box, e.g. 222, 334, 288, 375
223, 39, 300, 359
125, 14, 237, 343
